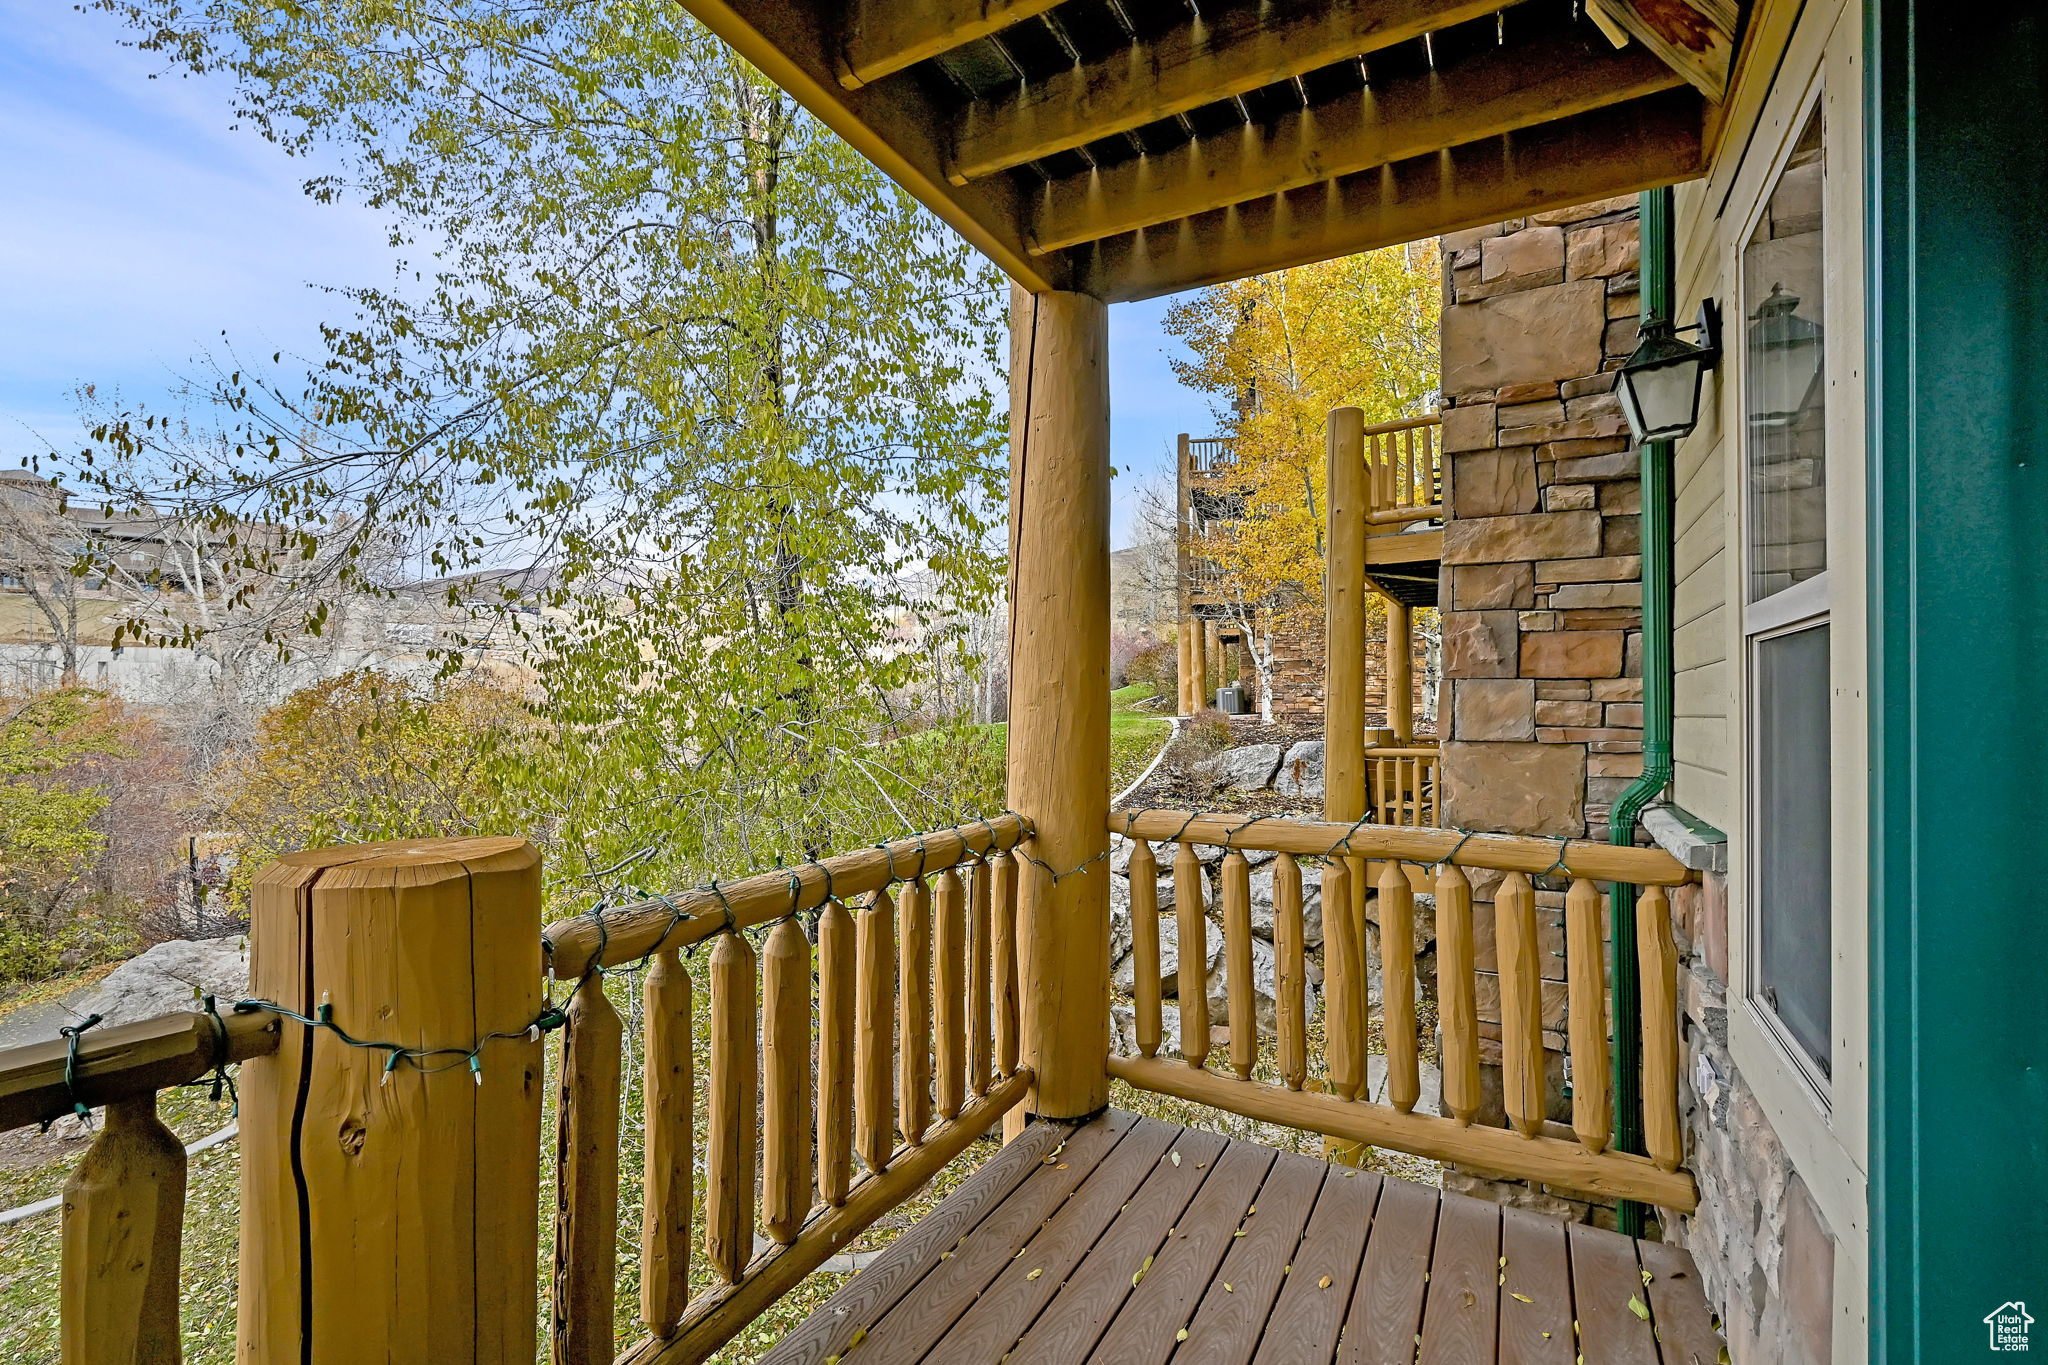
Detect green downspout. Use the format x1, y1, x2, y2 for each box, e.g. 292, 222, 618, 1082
1609, 186, 1677, 1238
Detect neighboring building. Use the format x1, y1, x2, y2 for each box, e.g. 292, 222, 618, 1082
1171, 430, 1436, 729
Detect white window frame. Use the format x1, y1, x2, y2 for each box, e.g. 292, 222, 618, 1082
1720, 30, 1872, 1235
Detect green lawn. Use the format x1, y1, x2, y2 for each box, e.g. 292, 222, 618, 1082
965, 683, 1171, 797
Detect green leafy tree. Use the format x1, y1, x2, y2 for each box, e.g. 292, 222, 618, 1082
0, 689, 131, 980
76, 0, 1009, 887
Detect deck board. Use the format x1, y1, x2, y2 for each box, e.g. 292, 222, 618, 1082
934, 1117, 1182, 1359
1498, 1206, 1577, 1365
1173, 1151, 1325, 1363
769, 1110, 1722, 1365
1247, 1166, 1381, 1365
1009, 1126, 1230, 1362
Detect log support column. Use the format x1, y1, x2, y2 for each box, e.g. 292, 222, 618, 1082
239, 837, 544, 1365
1006, 284, 1111, 1121
1325, 406, 1367, 828
1387, 598, 1414, 742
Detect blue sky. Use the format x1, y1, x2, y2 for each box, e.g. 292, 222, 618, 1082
0, 0, 1204, 549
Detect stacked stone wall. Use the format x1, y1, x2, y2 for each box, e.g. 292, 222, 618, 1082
1668, 870, 1836, 1365
1262, 613, 1432, 732
1433, 197, 1647, 1213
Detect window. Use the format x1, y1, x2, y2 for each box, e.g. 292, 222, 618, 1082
1743, 105, 1832, 1085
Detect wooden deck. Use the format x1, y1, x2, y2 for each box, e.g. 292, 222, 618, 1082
762, 1111, 1721, 1365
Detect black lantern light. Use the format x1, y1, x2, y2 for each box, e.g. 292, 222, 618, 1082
1616, 300, 1722, 443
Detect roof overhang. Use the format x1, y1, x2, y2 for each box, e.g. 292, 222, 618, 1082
679, 0, 1746, 300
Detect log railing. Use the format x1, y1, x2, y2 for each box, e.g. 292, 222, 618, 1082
1361, 412, 1442, 527
1365, 742, 1440, 827
0, 1006, 280, 1361
1108, 809, 1698, 1211
543, 813, 1033, 1365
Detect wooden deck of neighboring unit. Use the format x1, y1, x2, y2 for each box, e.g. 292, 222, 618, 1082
762, 1111, 1722, 1365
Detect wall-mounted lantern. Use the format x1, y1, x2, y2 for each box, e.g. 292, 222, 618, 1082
1616, 300, 1722, 443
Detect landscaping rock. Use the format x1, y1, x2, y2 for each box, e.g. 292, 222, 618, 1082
0, 935, 255, 1054
1191, 743, 1285, 791
1246, 863, 1325, 946
1273, 740, 1325, 800
1109, 913, 1222, 1000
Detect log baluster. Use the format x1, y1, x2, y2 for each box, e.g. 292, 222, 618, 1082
1565, 878, 1613, 1155
1323, 858, 1363, 1101
817, 898, 856, 1206
992, 852, 1019, 1078
1377, 860, 1419, 1114
762, 918, 813, 1245
1639, 884, 1684, 1172
553, 974, 623, 1363
897, 876, 933, 1146
705, 932, 759, 1283
856, 888, 898, 1173
968, 861, 992, 1096
60, 1095, 185, 1365
934, 868, 967, 1120
1273, 853, 1308, 1091
640, 948, 693, 1337
1172, 841, 1210, 1069
1128, 839, 1163, 1059
1221, 848, 1256, 1080
1435, 862, 1481, 1125
1495, 871, 1546, 1138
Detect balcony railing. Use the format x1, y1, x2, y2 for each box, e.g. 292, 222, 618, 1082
1109, 809, 1695, 1209
1361, 413, 1443, 529
0, 804, 1697, 1362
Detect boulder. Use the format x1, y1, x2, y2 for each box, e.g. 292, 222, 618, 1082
1273, 741, 1325, 800
1191, 743, 1285, 791
1245, 863, 1325, 946
1200, 934, 1321, 1035
69, 937, 249, 1024
1109, 912, 1223, 999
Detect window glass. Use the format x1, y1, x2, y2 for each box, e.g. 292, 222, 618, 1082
1754, 622, 1833, 1075
1743, 108, 1827, 604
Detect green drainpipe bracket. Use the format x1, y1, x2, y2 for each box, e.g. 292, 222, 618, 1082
1610, 186, 1680, 1240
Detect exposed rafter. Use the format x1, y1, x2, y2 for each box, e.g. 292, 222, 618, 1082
677, 0, 1067, 291
1065, 89, 1707, 302
836, 0, 1066, 89
1028, 34, 1685, 254
947, 0, 1513, 184
1587, 0, 1741, 100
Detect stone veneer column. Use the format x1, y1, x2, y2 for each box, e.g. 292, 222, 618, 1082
1434, 198, 1648, 1217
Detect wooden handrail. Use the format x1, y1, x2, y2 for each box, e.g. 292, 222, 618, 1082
1110, 809, 1693, 885
541, 812, 1032, 977
0, 1007, 279, 1135
548, 823, 1031, 1365
1111, 813, 1696, 1209
1107, 1057, 1696, 1210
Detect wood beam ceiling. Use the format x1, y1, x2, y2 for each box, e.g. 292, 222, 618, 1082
948, 0, 1513, 184
676, 0, 1068, 292
1026, 34, 1687, 254
1068, 88, 1707, 302
837, 0, 1065, 89
1587, 0, 1742, 99
675, 0, 1729, 305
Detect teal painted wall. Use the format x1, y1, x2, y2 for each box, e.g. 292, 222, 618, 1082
1867, 3, 2048, 1357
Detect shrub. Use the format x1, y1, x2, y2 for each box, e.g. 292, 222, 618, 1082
1178, 708, 1233, 763
1121, 638, 1178, 695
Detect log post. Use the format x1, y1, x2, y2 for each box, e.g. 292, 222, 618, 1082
1386, 597, 1414, 742
1325, 406, 1367, 830
239, 838, 543, 1365
1007, 283, 1111, 1121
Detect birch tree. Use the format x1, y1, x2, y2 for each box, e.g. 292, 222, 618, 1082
78, 0, 1010, 886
